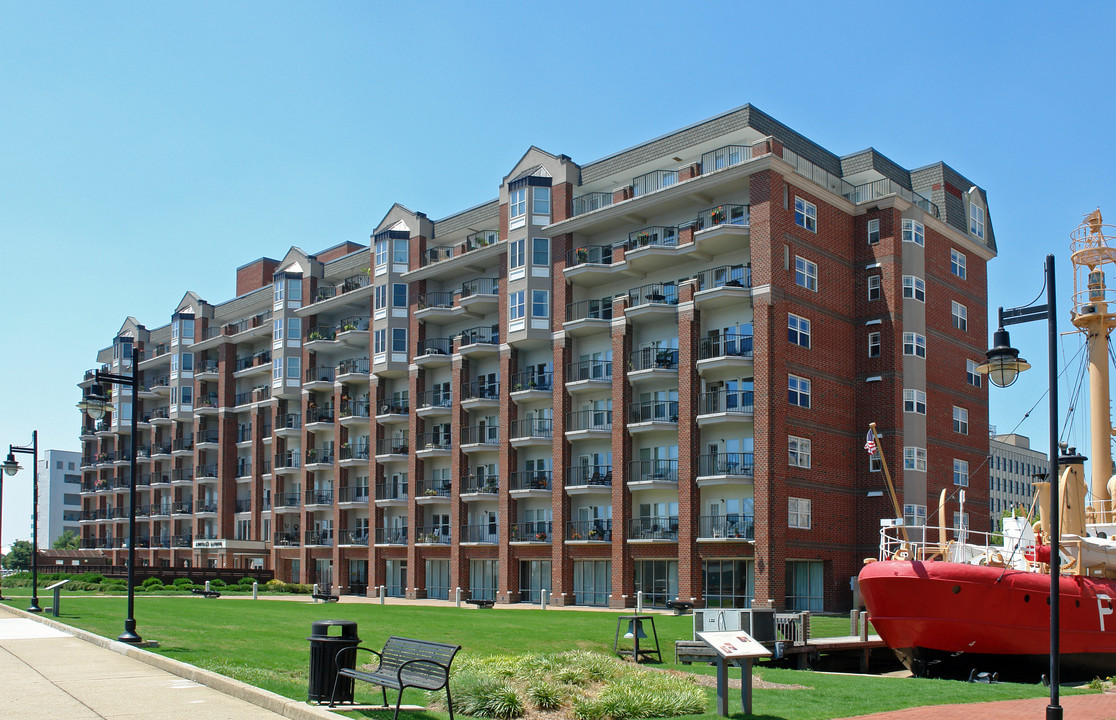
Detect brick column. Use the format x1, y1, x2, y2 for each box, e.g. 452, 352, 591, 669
406, 365, 427, 598
610, 296, 634, 608
216, 408, 238, 565
447, 347, 469, 598
550, 334, 574, 604
676, 279, 702, 603
498, 345, 519, 603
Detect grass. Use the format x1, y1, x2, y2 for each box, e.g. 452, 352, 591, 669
0, 593, 1095, 720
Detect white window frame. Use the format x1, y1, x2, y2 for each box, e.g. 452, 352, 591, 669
375, 239, 388, 267
532, 237, 549, 266
868, 331, 881, 358
966, 359, 982, 387
509, 238, 525, 269
287, 317, 301, 340
903, 332, 926, 358
788, 497, 811, 529
953, 406, 969, 435
903, 446, 927, 472
794, 197, 817, 232
286, 356, 300, 380
373, 329, 386, 354
903, 504, 927, 527
510, 187, 527, 219
392, 283, 408, 309
951, 249, 967, 279
788, 313, 811, 348
903, 388, 927, 415
273, 318, 283, 341
902, 275, 925, 302
970, 203, 985, 239
509, 291, 525, 321
954, 458, 970, 487
902, 219, 924, 246
788, 374, 811, 408
391, 328, 407, 353
867, 218, 880, 245
272, 357, 282, 380
788, 436, 811, 469
952, 301, 968, 331
531, 289, 549, 318
795, 256, 818, 292
868, 275, 881, 301
532, 187, 550, 216
393, 238, 409, 264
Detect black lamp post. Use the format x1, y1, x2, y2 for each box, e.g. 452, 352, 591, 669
977, 253, 1060, 720
77, 344, 142, 644
0, 464, 5, 600
2, 431, 42, 613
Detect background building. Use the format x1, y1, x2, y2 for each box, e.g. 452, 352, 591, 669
39, 449, 83, 547
77, 104, 995, 611
988, 433, 1048, 529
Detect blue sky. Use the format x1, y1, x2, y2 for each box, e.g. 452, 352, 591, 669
1, 3, 1113, 545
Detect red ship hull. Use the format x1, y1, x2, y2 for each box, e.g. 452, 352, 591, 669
859, 560, 1116, 681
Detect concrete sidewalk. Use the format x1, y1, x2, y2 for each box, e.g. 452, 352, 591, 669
0, 607, 342, 720
836, 692, 1116, 719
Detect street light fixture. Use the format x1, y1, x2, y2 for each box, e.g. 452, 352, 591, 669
977, 253, 1061, 720
78, 345, 143, 644
2, 431, 42, 613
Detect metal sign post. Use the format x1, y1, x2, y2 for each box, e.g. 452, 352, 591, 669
697, 630, 772, 716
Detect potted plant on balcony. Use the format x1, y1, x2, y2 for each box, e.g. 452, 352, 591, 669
535, 531, 547, 541
571, 531, 582, 540
308, 329, 322, 342
589, 529, 603, 541
341, 321, 356, 332
575, 247, 589, 264
711, 206, 726, 225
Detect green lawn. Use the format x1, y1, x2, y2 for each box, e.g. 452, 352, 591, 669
0, 593, 1091, 720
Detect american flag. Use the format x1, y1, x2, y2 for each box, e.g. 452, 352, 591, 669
864, 430, 877, 456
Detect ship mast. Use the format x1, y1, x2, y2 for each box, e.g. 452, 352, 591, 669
1069, 209, 1116, 521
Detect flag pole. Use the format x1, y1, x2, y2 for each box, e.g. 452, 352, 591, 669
870, 422, 909, 544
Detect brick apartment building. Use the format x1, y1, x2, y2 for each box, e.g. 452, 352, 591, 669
76, 104, 995, 611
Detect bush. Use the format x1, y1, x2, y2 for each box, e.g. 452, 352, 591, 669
209, 578, 227, 588
141, 577, 164, 589
238, 576, 258, 587
172, 578, 194, 587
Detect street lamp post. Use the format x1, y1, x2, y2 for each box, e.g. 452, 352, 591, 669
2, 431, 42, 612
0, 466, 5, 600
977, 253, 1061, 720
77, 344, 142, 644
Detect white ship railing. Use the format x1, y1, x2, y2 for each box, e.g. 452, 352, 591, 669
876, 522, 1040, 572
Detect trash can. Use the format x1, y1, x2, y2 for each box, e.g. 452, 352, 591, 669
307, 620, 360, 704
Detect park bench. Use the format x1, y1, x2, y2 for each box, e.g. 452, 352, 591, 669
313, 592, 339, 603
465, 598, 494, 609
330, 635, 461, 720
665, 599, 694, 615
191, 588, 221, 599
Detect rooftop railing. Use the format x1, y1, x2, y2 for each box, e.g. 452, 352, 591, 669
631, 169, 678, 197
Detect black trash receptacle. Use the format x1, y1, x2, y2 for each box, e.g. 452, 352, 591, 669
307, 620, 361, 704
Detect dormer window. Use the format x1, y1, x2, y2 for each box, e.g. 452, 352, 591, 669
970, 203, 985, 239
510, 188, 527, 230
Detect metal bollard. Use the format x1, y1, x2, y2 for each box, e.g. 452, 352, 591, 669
541, 588, 548, 609
205, 580, 211, 593
850, 608, 859, 635
252, 581, 258, 600
379, 585, 386, 604
455, 587, 462, 608
636, 590, 643, 614
313, 583, 320, 600
859, 611, 869, 641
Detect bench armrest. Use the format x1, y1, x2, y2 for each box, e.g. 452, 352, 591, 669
397, 658, 450, 689
334, 645, 382, 671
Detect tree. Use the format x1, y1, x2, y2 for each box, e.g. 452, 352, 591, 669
3, 540, 32, 570
53, 530, 80, 550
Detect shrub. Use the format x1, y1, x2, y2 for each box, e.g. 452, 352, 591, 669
526, 682, 565, 710
238, 576, 258, 587
172, 578, 194, 587
208, 578, 227, 588
141, 577, 164, 589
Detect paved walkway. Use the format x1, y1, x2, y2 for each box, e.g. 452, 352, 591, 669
836, 692, 1116, 719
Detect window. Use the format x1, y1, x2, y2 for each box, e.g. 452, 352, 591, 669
870, 454, 881, 472
954, 459, 970, 487
952, 512, 970, 530
788, 436, 811, 468
951, 249, 967, 279
181, 353, 193, 371
788, 374, 811, 408
509, 291, 525, 321
786, 560, 823, 611
903, 332, 926, 358
373, 329, 386, 354
788, 498, 811, 528
286, 356, 300, 380
794, 197, 817, 232
795, 256, 818, 291
868, 331, 881, 357
902, 219, 924, 246
392, 283, 407, 308
788, 313, 811, 348
868, 275, 881, 301
966, 359, 982, 387
273, 319, 283, 341
867, 218, 880, 245
392, 328, 407, 353
274, 280, 284, 303
393, 238, 409, 264
375, 239, 388, 267
287, 317, 301, 340
904, 446, 927, 472
510, 238, 525, 269
273, 357, 282, 380
952, 301, 968, 331
532, 290, 549, 318
953, 406, 969, 435
532, 237, 549, 265
374, 284, 387, 310
181, 386, 192, 405
902, 275, 925, 302
903, 389, 927, 414
532, 187, 550, 215
970, 204, 985, 239
510, 187, 527, 219
288, 277, 301, 301
903, 504, 927, 527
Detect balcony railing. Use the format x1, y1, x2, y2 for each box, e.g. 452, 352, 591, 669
627, 225, 678, 251
304, 450, 334, 466
629, 347, 678, 371
567, 244, 613, 266
417, 432, 451, 451
171, 534, 193, 548
378, 399, 409, 415
304, 488, 334, 505
460, 277, 499, 298
235, 499, 251, 513
511, 521, 552, 542
418, 389, 452, 410
631, 169, 677, 197
458, 326, 498, 347
307, 326, 337, 342
571, 192, 613, 217
848, 177, 939, 218
339, 400, 370, 419
172, 468, 194, 483
305, 528, 335, 547
461, 426, 499, 446
196, 463, 218, 478
697, 390, 754, 415
339, 443, 370, 461
415, 527, 451, 544
628, 459, 678, 483
509, 470, 551, 491
339, 273, 371, 294
567, 519, 612, 542
172, 438, 194, 452
376, 438, 410, 455
628, 400, 678, 424
697, 452, 755, 477
274, 453, 301, 469
373, 482, 406, 502
511, 418, 552, 439
565, 298, 613, 323
694, 203, 749, 230
277, 413, 301, 430
698, 333, 753, 360
628, 283, 678, 308
274, 492, 301, 508
462, 229, 499, 253
422, 245, 455, 266
337, 357, 369, 375
234, 351, 271, 372
172, 501, 193, 514
306, 366, 336, 383
274, 531, 300, 547
415, 479, 451, 498
337, 528, 369, 546
375, 527, 408, 545
698, 514, 754, 540
197, 359, 219, 374
195, 499, 218, 513
236, 425, 252, 443
566, 465, 612, 487
509, 370, 552, 392
417, 338, 453, 357
566, 409, 612, 432
306, 407, 335, 424
338, 485, 371, 503
462, 380, 500, 401
567, 360, 612, 382
418, 291, 455, 310
693, 264, 751, 292
701, 144, 754, 173
460, 524, 498, 543
337, 315, 370, 333
628, 516, 679, 540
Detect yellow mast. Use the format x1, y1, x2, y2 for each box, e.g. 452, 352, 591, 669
1069, 210, 1116, 521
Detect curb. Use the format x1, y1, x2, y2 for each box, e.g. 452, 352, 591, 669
0, 604, 343, 720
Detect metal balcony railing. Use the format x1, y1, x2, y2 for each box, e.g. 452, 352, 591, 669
274, 492, 301, 508
458, 326, 498, 347
378, 399, 409, 415
196, 464, 218, 478
306, 407, 334, 424
460, 524, 498, 543
418, 291, 455, 309
459, 277, 499, 298
461, 426, 499, 446
339, 443, 370, 461
628, 459, 678, 483
572, 192, 613, 216
418, 389, 452, 410
694, 203, 750, 230
195, 500, 218, 513
627, 516, 679, 540
339, 400, 370, 419
462, 475, 499, 494
462, 380, 499, 401
511, 521, 552, 542
565, 409, 612, 432
628, 400, 678, 424
273, 531, 300, 547
509, 370, 552, 392
415, 479, 451, 498
304, 449, 334, 466
417, 337, 453, 357
631, 169, 677, 197
373, 482, 406, 502
566, 465, 612, 487
375, 527, 408, 545
696, 452, 755, 477
628, 283, 678, 308
566, 360, 612, 382
337, 528, 370, 546
306, 366, 336, 383
376, 437, 410, 455
698, 333, 753, 360
627, 225, 678, 251
511, 418, 552, 439
566, 519, 612, 542
567, 244, 613, 266
235, 499, 251, 513
629, 347, 678, 371
509, 470, 551, 491
565, 298, 614, 323
304, 529, 333, 546
698, 514, 754, 540
700, 144, 754, 173
304, 488, 334, 505
274, 453, 301, 469
277, 413, 301, 430
693, 264, 751, 292
338, 485, 371, 503
417, 432, 451, 451
422, 245, 455, 266
415, 527, 451, 544
337, 357, 369, 375
697, 390, 754, 414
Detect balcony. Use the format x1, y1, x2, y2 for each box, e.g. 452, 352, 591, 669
338, 484, 371, 505
457, 326, 498, 357
846, 176, 938, 217
565, 360, 612, 394
415, 479, 451, 503
171, 501, 193, 515
172, 437, 194, 454
375, 399, 409, 422
565, 465, 612, 493
565, 410, 611, 437
233, 386, 270, 407
509, 371, 552, 400
273, 453, 301, 474
509, 470, 551, 494
571, 192, 613, 217
509, 418, 552, 447
461, 475, 499, 499
627, 401, 679, 433
696, 453, 754, 485
691, 203, 751, 256
628, 347, 678, 381
374, 527, 408, 546
171, 468, 194, 484
304, 449, 334, 468
304, 488, 334, 507
171, 533, 193, 548
461, 380, 499, 409
458, 278, 499, 315
305, 325, 339, 350
339, 400, 370, 426
697, 514, 754, 541
274, 492, 301, 510
416, 389, 452, 417
194, 394, 219, 415
628, 516, 678, 541
415, 291, 460, 323
275, 413, 301, 437
460, 426, 499, 453
696, 390, 754, 426
415, 527, 451, 545
566, 519, 612, 543
150, 406, 172, 424
195, 359, 219, 378
564, 299, 613, 336
337, 528, 369, 547
196, 463, 218, 480
195, 431, 219, 448
693, 264, 752, 309
233, 350, 272, 377
375, 438, 409, 462
510, 521, 551, 544
305, 366, 336, 390
303, 528, 334, 547
628, 459, 678, 486
273, 531, 300, 547
235, 499, 251, 513
415, 433, 450, 458
564, 245, 615, 286
336, 316, 371, 347
460, 524, 497, 544
697, 333, 753, 374
373, 482, 407, 505
339, 443, 371, 466
305, 407, 335, 427
415, 338, 453, 367
627, 283, 678, 319
421, 245, 456, 267
624, 226, 680, 273
236, 425, 253, 444
195, 500, 218, 514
